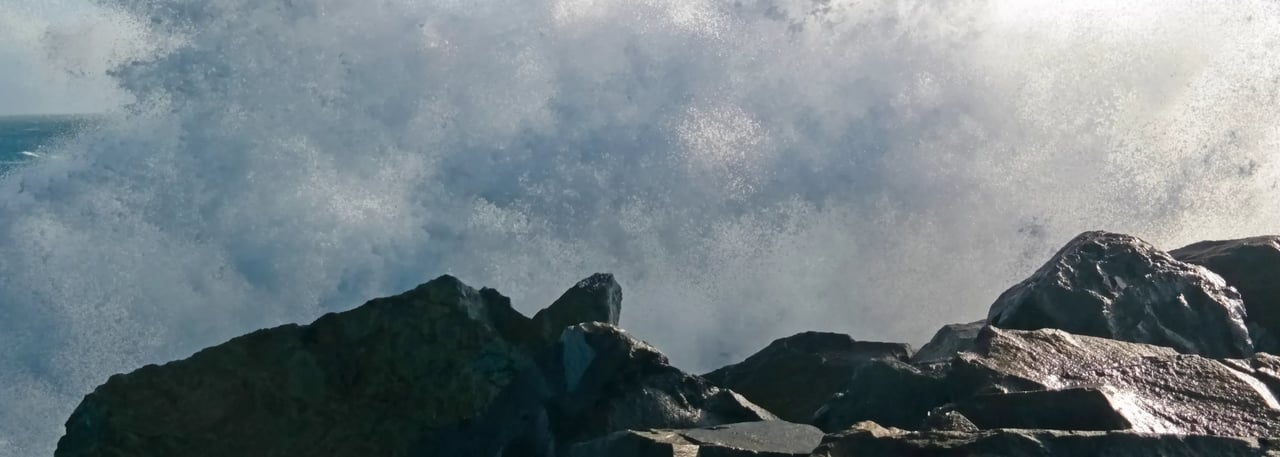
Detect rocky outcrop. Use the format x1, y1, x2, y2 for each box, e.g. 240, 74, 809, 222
425, 322, 775, 456
703, 332, 912, 423
532, 273, 623, 341
56, 274, 621, 457
567, 421, 824, 457
988, 231, 1252, 358
911, 321, 984, 365
812, 422, 1277, 457
1172, 236, 1280, 353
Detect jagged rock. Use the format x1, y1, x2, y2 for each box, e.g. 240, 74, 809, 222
703, 332, 912, 422
812, 421, 1277, 457
1172, 236, 1280, 353
812, 359, 949, 432
912, 321, 985, 365
56, 274, 620, 457
566, 421, 824, 457
920, 409, 978, 433
988, 231, 1253, 358
532, 273, 623, 341
424, 322, 776, 456
949, 326, 1280, 437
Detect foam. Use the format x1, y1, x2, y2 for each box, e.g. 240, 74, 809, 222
2, 0, 1280, 454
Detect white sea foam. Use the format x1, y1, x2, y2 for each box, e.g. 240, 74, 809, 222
2, 0, 1280, 454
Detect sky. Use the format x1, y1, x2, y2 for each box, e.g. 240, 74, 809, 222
0, 0, 133, 115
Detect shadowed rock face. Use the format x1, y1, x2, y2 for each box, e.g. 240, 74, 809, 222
812, 422, 1276, 457
567, 421, 825, 457
55, 274, 620, 457
703, 332, 912, 423
812, 359, 949, 433
424, 322, 775, 456
912, 321, 985, 365
988, 231, 1253, 358
1172, 236, 1280, 354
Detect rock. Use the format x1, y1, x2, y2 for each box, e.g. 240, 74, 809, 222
912, 321, 985, 365
951, 387, 1132, 431
532, 273, 623, 341
812, 359, 949, 432
56, 274, 618, 457
703, 332, 912, 422
920, 409, 979, 433
566, 421, 824, 457
812, 421, 1276, 457
424, 322, 776, 456
988, 231, 1253, 358
1172, 236, 1280, 353
949, 326, 1280, 437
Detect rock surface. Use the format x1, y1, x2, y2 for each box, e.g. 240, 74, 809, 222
1172, 236, 1280, 353
812, 358, 949, 432
567, 421, 824, 457
425, 322, 775, 456
988, 231, 1253, 358
950, 326, 1280, 436
703, 332, 912, 423
56, 274, 619, 457
912, 321, 985, 365
812, 422, 1277, 457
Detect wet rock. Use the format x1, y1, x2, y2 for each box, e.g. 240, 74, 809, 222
532, 273, 623, 341
56, 274, 619, 457
566, 421, 824, 457
920, 409, 978, 433
912, 321, 985, 365
703, 332, 912, 422
425, 323, 776, 456
949, 326, 1280, 437
812, 359, 949, 432
1172, 236, 1280, 353
812, 421, 1276, 457
988, 231, 1252, 358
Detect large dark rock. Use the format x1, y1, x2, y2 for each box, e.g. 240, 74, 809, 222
812, 359, 949, 432
949, 326, 1280, 437
1172, 236, 1280, 353
703, 332, 912, 422
532, 273, 623, 341
912, 321, 985, 365
424, 322, 776, 456
812, 421, 1277, 457
56, 274, 620, 457
988, 231, 1252, 358
566, 421, 824, 457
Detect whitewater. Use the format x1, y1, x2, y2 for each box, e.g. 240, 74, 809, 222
3, 0, 1280, 454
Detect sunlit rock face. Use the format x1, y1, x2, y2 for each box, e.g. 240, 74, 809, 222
813, 422, 1275, 457
703, 331, 913, 423
1172, 236, 1280, 354
988, 231, 1253, 358
55, 275, 619, 457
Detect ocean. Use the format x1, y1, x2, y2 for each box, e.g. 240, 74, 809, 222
0, 115, 97, 173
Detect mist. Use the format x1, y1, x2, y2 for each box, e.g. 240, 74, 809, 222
2, 0, 1279, 454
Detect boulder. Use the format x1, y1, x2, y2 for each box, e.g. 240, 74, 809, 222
912, 321, 985, 365
703, 332, 912, 422
1172, 236, 1280, 353
988, 231, 1252, 358
56, 274, 619, 457
812, 359, 949, 432
949, 326, 1280, 437
566, 421, 824, 457
812, 421, 1276, 457
424, 323, 776, 456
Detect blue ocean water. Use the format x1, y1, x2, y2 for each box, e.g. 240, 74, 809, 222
0, 115, 96, 173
